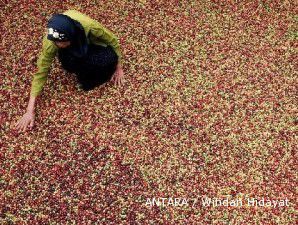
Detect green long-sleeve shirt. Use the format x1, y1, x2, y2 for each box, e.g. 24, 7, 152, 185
30, 9, 122, 97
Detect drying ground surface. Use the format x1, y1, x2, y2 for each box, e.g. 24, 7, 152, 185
1, 0, 297, 224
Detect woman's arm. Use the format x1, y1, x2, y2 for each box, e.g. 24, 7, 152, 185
13, 35, 57, 132
89, 21, 123, 65
30, 35, 58, 97
27, 95, 37, 113
89, 21, 125, 85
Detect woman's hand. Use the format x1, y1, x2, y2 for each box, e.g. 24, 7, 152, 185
111, 64, 124, 86
13, 111, 35, 133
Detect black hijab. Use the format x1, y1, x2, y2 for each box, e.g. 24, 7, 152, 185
47, 14, 88, 58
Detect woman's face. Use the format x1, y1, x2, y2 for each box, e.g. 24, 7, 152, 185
54, 41, 71, 48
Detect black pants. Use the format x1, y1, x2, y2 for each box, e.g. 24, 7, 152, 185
58, 44, 118, 91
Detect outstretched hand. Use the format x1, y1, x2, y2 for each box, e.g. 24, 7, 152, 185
12, 111, 35, 133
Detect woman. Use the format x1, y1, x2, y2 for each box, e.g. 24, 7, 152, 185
13, 9, 124, 133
